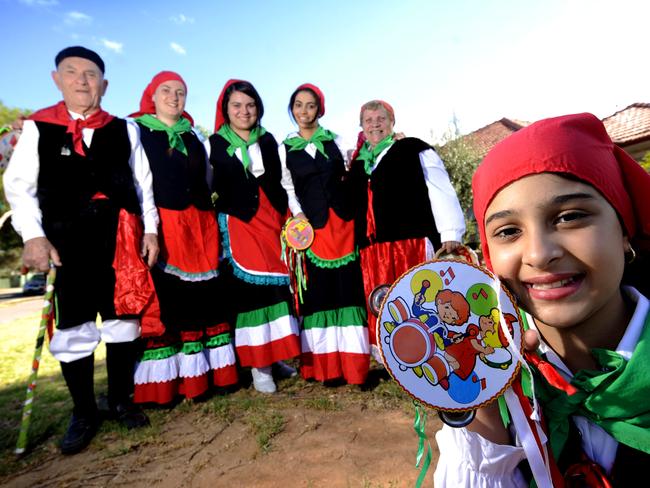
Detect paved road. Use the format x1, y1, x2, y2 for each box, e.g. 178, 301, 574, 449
0, 289, 43, 323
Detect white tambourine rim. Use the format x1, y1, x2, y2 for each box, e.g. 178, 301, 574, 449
377, 258, 523, 413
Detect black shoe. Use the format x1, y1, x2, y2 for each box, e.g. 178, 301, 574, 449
60, 414, 99, 455
112, 402, 150, 430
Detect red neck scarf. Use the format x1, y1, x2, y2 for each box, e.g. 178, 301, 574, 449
29, 101, 114, 156
129, 70, 194, 126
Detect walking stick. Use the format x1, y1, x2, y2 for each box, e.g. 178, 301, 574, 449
15, 266, 56, 456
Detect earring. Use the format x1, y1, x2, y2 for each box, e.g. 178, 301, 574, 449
625, 245, 637, 264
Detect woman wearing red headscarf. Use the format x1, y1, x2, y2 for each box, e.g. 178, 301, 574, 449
207, 79, 300, 394
348, 100, 466, 361
279, 83, 370, 385
129, 71, 238, 404
434, 113, 650, 487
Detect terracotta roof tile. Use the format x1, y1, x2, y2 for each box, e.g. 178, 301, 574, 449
450, 104, 650, 159
464, 118, 530, 158
602, 103, 650, 145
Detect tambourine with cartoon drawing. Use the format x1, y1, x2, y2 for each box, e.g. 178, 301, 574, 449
377, 257, 523, 428
281, 217, 315, 313
281, 217, 314, 251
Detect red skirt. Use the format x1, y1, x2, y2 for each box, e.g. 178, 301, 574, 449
309, 208, 356, 263
360, 238, 428, 346
157, 206, 219, 280
223, 189, 289, 281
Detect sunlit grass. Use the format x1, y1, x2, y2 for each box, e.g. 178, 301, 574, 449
1, 309, 418, 480
0, 310, 107, 475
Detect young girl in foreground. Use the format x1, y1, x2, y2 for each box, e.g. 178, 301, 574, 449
434, 113, 650, 487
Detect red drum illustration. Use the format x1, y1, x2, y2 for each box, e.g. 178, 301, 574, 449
389, 318, 436, 368
421, 354, 451, 386
387, 297, 410, 323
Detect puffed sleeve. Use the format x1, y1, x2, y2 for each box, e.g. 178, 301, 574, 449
419, 148, 466, 243
278, 142, 304, 216
434, 425, 527, 488
126, 120, 159, 234
3, 120, 45, 241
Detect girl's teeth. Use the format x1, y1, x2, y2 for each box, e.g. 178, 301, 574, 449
530, 277, 574, 289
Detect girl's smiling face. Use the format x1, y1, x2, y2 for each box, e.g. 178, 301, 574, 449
484, 173, 628, 331
291, 90, 319, 131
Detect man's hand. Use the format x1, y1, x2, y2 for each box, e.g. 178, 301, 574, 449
440, 241, 462, 254
141, 233, 159, 268
23, 236, 61, 272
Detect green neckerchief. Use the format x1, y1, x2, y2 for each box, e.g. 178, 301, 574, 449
521, 309, 650, 460
136, 114, 191, 156
283, 126, 337, 159
217, 123, 266, 173
356, 134, 394, 175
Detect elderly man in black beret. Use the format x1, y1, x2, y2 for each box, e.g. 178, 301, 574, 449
4, 46, 159, 454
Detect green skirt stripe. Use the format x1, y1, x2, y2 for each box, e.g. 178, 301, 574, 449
141, 344, 180, 361
181, 341, 204, 355
236, 301, 292, 329
205, 333, 232, 348
302, 306, 367, 330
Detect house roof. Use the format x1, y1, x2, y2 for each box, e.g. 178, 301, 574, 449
453, 103, 650, 159
601, 103, 650, 145
464, 118, 530, 158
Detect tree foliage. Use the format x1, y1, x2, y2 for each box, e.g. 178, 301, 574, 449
0, 99, 31, 126
1, 100, 32, 257
640, 150, 650, 173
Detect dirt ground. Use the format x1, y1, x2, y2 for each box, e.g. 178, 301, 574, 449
1, 372, 442, 488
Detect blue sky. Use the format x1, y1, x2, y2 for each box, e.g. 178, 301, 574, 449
2, 0, 648, 147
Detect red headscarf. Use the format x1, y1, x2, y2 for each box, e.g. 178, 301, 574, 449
214, 78, 245, 132
29, 101, 114, 156
295, 83, 325, 117
472, 112, 650, 269
129, 71, 194, 126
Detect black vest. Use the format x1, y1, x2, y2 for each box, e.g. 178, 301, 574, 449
208, 131, 288, 222
350, 137, 441, 249
35, 118, 140, 226
283, 139, 352, 229
138, 125, 212, 211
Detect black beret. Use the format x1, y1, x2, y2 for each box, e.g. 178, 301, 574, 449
55, 46, 105, 74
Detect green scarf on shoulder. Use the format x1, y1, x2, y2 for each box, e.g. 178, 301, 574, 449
217, 123, 266, 173
356, 134, 394, 175
520, 311, 650, 459
136, 114, 192, 156
283, 126, 337, 159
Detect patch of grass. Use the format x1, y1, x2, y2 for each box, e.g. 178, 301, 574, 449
303, 397, 340, 411
246, 410, 285, 453
0, 311, 107, 476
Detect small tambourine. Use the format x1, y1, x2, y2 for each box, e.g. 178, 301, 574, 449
282, 217, 314, 251
368, 284, 390, 317
377, 258, 523, 428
